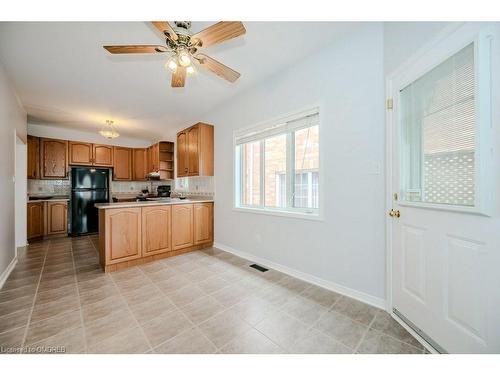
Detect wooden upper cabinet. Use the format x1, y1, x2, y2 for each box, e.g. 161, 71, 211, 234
69, 142, 113, 166
132, 148, 148, 180
176, 132, 188, 177
27, 135, 40, 179
93, 144, 114, 166
40, 138, 68, 179
142, 206, 172, 256
27, 202, 44, 240
146, 145, 153, 174
176, 123, 213, 178
171, 204, 194, 250
69, 141, 93, 165
113, 147, 132, 180
194, 203, 213, 245
104, 208, 142, 264
151, 143, 159, 172
187, 126, 199, 176
47, 201, 68, 235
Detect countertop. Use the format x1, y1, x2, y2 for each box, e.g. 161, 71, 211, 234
27, 195, 70, 202
95, 198, 214, 209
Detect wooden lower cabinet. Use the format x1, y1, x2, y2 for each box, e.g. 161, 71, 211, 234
28, 200, 68, 241
99, 202, 213, 272
103, 207, 142, 264
142, 206, 171, 256
46, 201, 68, 235
27, 202, 44, 240
172, 204, 194, 250
194, 203, 213, 245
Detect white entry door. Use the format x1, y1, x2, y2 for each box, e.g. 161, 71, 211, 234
388, 24, 500, 353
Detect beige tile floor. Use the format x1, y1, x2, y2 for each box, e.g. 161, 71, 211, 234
0, 236, 426, 354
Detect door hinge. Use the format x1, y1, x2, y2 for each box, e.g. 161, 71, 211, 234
386, 98, 394, 110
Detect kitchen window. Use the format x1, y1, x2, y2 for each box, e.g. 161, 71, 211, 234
234, 108, 320, 218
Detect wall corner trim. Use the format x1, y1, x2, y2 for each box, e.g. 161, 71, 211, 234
0, 252, 18, 290
213, 242, 387, 310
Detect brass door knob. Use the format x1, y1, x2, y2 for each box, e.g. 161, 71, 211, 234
389, 209, 401, 218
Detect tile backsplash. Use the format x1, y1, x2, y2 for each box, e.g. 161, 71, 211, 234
28, 179, 71, 195
174, 176, 215, 196
111, 181, 156, 194
27, 176, 214, 197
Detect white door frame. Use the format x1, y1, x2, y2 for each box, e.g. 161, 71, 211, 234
384, 22, 496, 353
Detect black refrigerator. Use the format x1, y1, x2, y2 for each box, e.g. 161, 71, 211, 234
71, 167, 110, 235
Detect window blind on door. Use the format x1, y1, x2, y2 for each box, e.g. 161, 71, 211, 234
401, 43, 476, 206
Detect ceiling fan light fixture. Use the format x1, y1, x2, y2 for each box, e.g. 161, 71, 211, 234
177, 49, 191, 67
166, 58, 178, 72
103, 21, 246, 88
99, 120, 120, 139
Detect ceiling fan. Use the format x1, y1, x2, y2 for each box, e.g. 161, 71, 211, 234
103, 21, 246, 88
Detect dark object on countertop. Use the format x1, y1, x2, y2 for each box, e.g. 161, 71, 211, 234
29, 196, 53, 200
71, 167, 109, 236
178, 196, 187, 200
157, 185, 171, 197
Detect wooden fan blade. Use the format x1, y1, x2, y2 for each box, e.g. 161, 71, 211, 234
171, 66, 186, 87
103, 45, 167, 54
191, 21, 245, 48
152, 21, 178, 41
196, 54, 240, 83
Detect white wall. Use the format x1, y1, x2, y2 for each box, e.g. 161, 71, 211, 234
204, 24, 387, 303
28, 123, 152, 148
15, 136, 27, 248
0, 61, 27, 280
383, 22, 452, 75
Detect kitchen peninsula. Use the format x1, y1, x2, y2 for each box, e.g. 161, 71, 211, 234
96, 199, 214, 272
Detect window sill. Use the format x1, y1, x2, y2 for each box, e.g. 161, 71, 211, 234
233, 206, 324, 222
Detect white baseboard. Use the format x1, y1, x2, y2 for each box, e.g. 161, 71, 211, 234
0, 252, 18, 290
214, 242, 386, 310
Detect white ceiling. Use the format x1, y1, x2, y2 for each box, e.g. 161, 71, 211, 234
0, 22, 360, 140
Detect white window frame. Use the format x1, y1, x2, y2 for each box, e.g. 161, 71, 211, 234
393, 25, 494, 216
233, 106, 324, 221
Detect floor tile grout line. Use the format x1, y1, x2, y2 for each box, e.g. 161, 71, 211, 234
106, 275, 154, 353
71, 238, 90, 354
141, 251, 333, 353
19, 240, 50, 350
136, 266, 220, 353
255, 295, 349, 354
139, 253, 306, 353
22, 240, 88, 350
10, 241, 421, 354
364, 310, 426, 352
89, 240, 153, 353
352, 310, 378, 354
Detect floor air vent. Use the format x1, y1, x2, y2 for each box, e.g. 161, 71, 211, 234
250, 264, 268, 272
